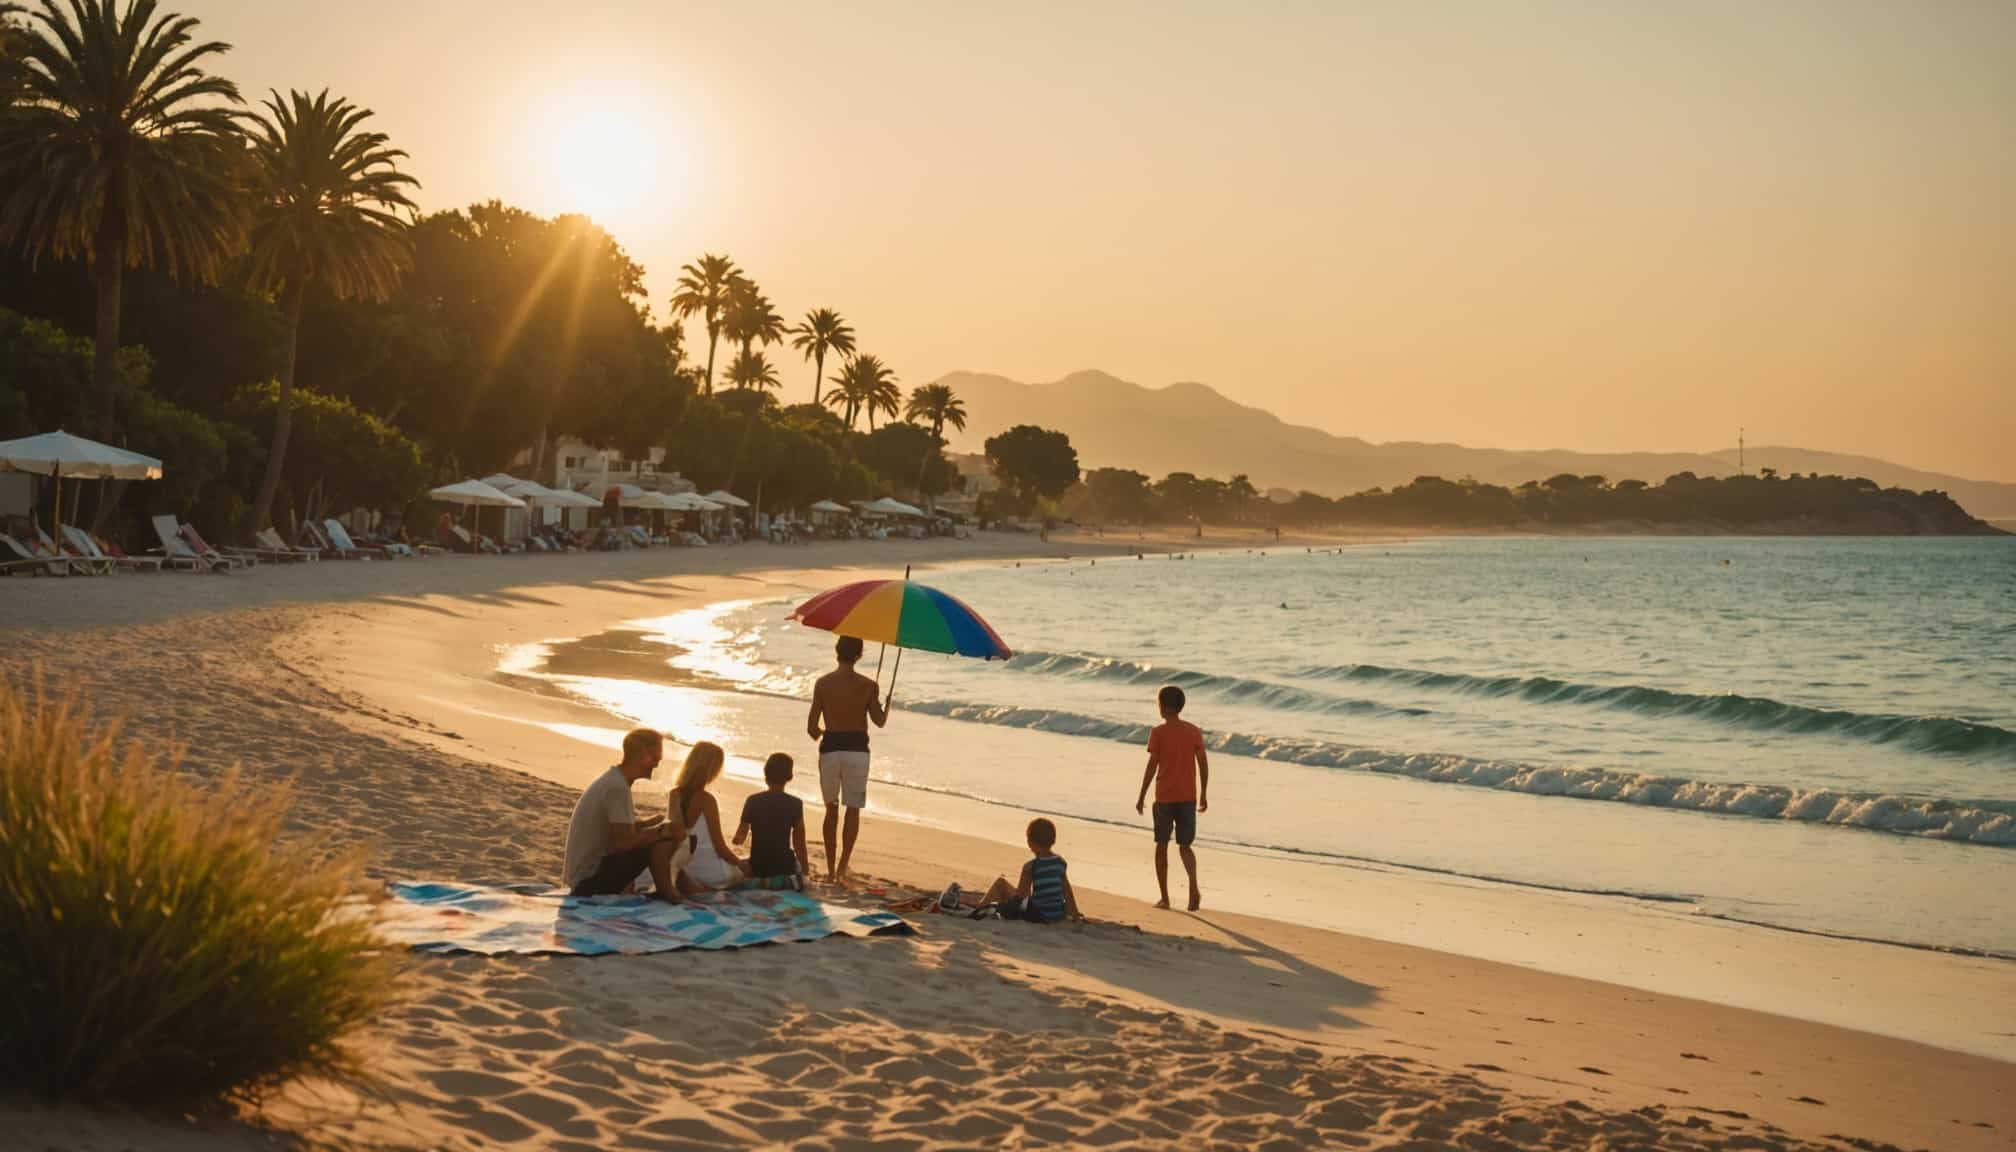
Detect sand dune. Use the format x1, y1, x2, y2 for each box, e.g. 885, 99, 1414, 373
2, 536, 2008, 1151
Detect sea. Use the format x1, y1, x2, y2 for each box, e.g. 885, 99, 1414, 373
508, 537, 2016, 959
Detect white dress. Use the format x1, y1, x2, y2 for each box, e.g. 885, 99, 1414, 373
683, 809, 743, 890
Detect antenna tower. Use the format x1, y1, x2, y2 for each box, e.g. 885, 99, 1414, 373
1739, 427, 1745, 476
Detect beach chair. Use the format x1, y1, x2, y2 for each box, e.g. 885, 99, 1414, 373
256, 527, 320, 562
39, 526, 112, 575
179, 523, 255, 569
150, 515, 230, 572
2, 533, 71, 576
63, 525, 162, 573
322, 518, 389, 559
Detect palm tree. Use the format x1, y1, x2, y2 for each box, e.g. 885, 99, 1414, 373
825, 354, 898, 431
669, 253, 741, 393
904, 382, 966, 444
725, 348, 779, 393
788, 307, 854, 406
0, 0, 245, 447
903, 382, 966, 506
723, 281, 784, 359
243, 89, 418, 536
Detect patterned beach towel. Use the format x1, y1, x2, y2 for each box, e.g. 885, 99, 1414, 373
377, 881, 915, 956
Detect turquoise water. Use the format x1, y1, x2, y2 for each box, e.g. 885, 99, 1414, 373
532, 537, 2016, 956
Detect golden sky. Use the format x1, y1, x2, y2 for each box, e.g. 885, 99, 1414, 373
186, 1, 2014, 480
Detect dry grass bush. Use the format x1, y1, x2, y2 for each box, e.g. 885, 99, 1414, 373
0, 676, 388, 1107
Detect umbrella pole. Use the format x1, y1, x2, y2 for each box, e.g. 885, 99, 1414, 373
886, 646, 904, 704
50, 463, 61, 551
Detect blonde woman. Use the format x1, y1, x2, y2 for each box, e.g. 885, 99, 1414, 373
670, 742, 746, 892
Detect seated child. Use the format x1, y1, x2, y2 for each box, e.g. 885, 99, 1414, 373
734, 753, 810, 890
977, 818, 1081, 923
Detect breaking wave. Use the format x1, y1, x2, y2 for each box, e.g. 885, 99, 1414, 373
897, 697, 2016, 847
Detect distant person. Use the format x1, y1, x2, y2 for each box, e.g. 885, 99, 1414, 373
668, 741, 745, 892
1135, 684, 1210, 910
734, 752, 811, 889
807, 635, 889, 882
977, 817, 1082, 923
563, 729, 687, 901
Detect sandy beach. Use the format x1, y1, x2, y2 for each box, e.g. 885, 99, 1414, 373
3, 532, 2010, 1152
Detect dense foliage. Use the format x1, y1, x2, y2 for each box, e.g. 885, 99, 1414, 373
1063, 468, 1996, 534
983, 424, 1081, 517
0, 2, 967, 544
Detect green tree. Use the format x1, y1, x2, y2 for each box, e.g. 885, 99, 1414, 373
1082, 467, 1153, 522
986, 424, 1079, 507
0, 0, 245, 449
243, 89, 417, 536
227, 380, 425, 519
788, 307, 853, 406
669, 252, 740, 393
859, 421, 954, 500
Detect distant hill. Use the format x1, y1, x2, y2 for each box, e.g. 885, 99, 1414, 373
935, 370, 2016, 519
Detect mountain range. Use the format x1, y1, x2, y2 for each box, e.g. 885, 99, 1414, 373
933, 370, 2016, 520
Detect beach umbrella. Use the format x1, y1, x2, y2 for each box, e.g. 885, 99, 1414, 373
430, 478, 524, 508
431, 478, 525, 543
535, 486, 604, 509
703, 489, 750, 508
809, 499, 850, 515
789, 567, 1010, 699
860, 496, 925, 518
0, 429, 164, 546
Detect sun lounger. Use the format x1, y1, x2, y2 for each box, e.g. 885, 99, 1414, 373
150, 515, 229, 572
252, 527, 320, 562
322, 518, 390, 559
2, 533, 71, 576
63, 525, 162, 573
39, 526, 112, 575
178, 522, 254, 569
222, 526, 312, 564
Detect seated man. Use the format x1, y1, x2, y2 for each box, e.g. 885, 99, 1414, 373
563, 728, 688, 901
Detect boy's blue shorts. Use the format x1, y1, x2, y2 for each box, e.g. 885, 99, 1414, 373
1152, 801, 1197, 847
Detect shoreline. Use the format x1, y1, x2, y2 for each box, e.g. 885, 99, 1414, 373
3, 532, 2010, 1151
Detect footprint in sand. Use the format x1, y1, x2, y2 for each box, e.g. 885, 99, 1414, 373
1578, 1066, 1610, 1076
1680, 1051, 1711, 1061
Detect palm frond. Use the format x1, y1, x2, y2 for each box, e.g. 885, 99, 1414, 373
0, 0, 246, 280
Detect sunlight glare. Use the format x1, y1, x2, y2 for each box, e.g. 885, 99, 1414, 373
544, 100, 666, 227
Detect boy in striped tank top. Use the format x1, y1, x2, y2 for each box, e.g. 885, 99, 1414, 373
978, 818, 1082, 923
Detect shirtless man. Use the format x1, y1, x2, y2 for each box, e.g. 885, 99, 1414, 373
807, 635, 889, 881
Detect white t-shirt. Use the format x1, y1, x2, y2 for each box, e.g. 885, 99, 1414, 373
562, 766, 637, 888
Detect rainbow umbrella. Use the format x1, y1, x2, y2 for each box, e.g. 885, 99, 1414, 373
789, 570, 1010, 697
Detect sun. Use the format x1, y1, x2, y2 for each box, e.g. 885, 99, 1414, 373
545, 103, 665, 227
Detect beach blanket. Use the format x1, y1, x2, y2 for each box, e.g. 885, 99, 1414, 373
377, 882, 914, 956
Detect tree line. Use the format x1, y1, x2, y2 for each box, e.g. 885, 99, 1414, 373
1060, 468, 1994, 534
0, 0, 968, 540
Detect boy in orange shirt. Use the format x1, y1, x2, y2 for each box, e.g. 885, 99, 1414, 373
1135, 684, 1209, 910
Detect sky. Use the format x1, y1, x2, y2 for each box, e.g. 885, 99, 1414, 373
181, 1, 2014, 481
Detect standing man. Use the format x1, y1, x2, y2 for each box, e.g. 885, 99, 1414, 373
808, 635, 888, 882
563, 728, 688, 901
